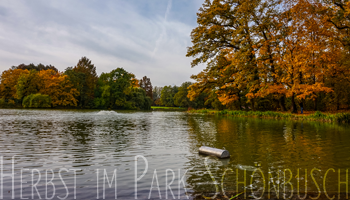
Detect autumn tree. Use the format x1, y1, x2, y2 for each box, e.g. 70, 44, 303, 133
317, 0, 350, 49
131, 73, 140, 88
139, 76, 153, 100
187, 0, 282, 111
38, 69, 79, 107
14, 69, 79, 107
187, 0, 347, 112
0, 68, 29, 100
270, 0, 338, 112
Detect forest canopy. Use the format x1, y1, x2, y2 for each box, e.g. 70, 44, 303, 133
0, 57, 153, 110
0, 57, 217, 110
186, 0, 350, 112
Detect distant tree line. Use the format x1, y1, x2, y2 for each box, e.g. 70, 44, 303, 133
0, 57, 152, 110
152, 82, 225, 110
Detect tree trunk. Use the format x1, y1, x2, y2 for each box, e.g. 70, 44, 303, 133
314, 97, 318, 111
337, 98, 340, 111
291, 93, 297, 113
238, 92, 242, 110
279, 96, 287, 111
299, 100, 304, 114
251, 98, 256, 111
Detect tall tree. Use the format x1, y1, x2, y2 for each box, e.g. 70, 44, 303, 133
15, 70, 41, 103
94, 68, 152, 110
71, 57, 98, 108
160, 85, 178, 107
95, 68, 132, 109
319, 0, 350, 49
174, 82, 192, 107
139, 76, 153, 100
186, 0, 280, 111
187, 0, 344, 112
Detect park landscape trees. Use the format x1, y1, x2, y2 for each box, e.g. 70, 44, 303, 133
186, 0, 350, 112
1, 0, 350, 112
0, 57, 152, 110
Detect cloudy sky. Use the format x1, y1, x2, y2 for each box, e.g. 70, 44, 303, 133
0, 0, 205, 86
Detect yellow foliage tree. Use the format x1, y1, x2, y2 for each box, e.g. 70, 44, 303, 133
0, 69, 29, 99
38, 69, 79, 107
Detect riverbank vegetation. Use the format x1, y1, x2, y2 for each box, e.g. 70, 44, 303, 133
189, 109, 350, 123
151, 106, 187, 111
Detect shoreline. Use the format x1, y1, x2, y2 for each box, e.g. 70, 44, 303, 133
188, 109, 350, 124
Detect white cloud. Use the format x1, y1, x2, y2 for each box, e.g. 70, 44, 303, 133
0, 0, 205, 86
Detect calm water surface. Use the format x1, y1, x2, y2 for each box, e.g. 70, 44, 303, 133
0, 109, 350, 199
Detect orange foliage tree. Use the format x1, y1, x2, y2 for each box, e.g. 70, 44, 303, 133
187, 0, 350, 112
0, 69, 29, 100
38, 69, 79, 107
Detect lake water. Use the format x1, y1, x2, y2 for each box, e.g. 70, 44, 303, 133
0, 109, 350, 200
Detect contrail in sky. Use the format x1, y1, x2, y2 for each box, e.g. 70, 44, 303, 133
152, 0, 172, 57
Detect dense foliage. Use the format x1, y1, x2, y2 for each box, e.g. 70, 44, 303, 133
155, 82, 217, 109
0, 57, 152, 110
186, 0, 350, 113
22, 93, 51, 108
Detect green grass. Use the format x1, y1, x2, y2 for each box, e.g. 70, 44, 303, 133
188, 109, 350, 124
151, 106, 187, 110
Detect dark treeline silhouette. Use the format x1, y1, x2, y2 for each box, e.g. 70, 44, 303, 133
12, 63, 58, 72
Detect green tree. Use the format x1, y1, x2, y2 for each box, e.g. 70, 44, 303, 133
22, 93, 51, 108
109, 68, 132, 108
174, 82, 194, 108
15, 70, 41, 104
70, 57, 98, 108
65, 67, 86, 107
126, 87, 152, 110
95, 68, 153, 110
160, 85, 178, 107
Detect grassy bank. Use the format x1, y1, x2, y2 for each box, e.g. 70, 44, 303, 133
151, 106, 187, 111
188, 109, 350, 123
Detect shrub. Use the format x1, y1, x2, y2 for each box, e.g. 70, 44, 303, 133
0, 98, 6, 108
310, 111, 326, 118
22, 93, 51, 108
7, 99, 15, 107
0, 98, 17, 108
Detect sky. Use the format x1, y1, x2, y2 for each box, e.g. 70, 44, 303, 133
0, 0, 205, 86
